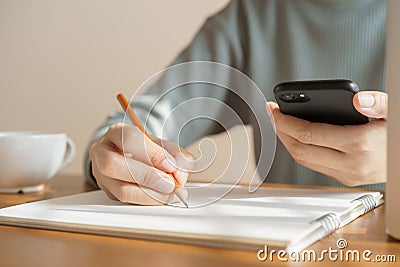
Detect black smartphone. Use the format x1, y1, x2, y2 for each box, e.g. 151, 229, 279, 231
273, 79, 369, 125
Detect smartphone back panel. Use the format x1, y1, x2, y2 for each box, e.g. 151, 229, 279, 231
273, 80, 369, 125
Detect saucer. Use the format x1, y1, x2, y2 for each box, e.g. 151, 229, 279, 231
0, 184, 45, 194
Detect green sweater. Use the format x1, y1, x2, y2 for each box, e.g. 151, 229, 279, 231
85, 0, 386, 190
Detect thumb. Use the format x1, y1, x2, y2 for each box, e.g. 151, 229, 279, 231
353, 91, 388, 119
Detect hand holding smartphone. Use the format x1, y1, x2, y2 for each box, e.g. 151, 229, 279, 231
273, 79, 369, 125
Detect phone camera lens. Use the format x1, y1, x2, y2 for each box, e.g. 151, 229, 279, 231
280, 93, 295, 101
279, 93, 310, 102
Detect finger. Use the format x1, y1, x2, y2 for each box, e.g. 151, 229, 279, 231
353, 91, 387, 119
99, 176, 187, 205
153, 138, 196, 185
100, 186, 118, 201
92, 166, 118, 200
276, 131, 366, 187
277, 130, 346, 170
268, 102, 356, 151
294, 158, 362, 187
105, 124, 177, 173
93, 147, 176, 193
267, 101, 280, 112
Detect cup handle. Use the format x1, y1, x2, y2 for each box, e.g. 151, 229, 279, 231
59, 137, 76, 170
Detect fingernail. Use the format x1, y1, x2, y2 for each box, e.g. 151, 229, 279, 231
161, 158, 176, 173
358, 93, 375, 108
155, 177, 175, 193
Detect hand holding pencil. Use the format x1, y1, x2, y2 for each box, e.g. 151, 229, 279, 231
89, 94, 195, 206
116, 93, 189, 207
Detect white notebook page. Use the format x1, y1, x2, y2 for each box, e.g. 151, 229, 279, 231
0, 183, 382, 251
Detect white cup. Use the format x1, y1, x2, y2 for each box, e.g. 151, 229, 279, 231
0, 131, 75, 193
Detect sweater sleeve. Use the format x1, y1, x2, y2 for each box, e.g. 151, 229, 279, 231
84, 0, 251, 185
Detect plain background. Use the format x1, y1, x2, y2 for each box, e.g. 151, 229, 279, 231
0, 0, 231, 176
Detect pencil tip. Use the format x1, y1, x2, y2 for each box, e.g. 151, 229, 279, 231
179, 196, 189, 208
174, 187, 188, 208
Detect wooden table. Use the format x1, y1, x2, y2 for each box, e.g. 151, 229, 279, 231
0, 175, 399, 267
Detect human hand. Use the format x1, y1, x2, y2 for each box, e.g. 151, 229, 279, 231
267, 91, 387, 186
89, 123, 195, 205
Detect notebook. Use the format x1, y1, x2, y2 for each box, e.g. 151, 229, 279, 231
0, 183, 383, 252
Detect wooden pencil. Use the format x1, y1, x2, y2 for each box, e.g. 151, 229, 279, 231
116, 93, 188, 207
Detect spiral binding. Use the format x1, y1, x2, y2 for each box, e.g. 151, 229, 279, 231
351, 194, 377, 212
313, 213, 340, 233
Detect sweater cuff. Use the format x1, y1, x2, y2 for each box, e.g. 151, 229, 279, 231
84, 151, 99, 188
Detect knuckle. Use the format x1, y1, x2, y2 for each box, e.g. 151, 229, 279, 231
108, 123, 118, 131
89, 143, 97, 159
148, 148, 158, 163
91, 164, 102, 182
98, 153, 117, 176
291, 144, 305, 163
357, 165, 372, 178
142, 169, 160, 187
349, 137, 372, 153
298, 125, 313, 144
107, 123, 124, 135
122, 126, 143, 146
148, 146, 164, 166
97, 183, 106, 192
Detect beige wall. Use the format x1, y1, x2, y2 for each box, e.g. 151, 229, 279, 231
0, 0, 229, 175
